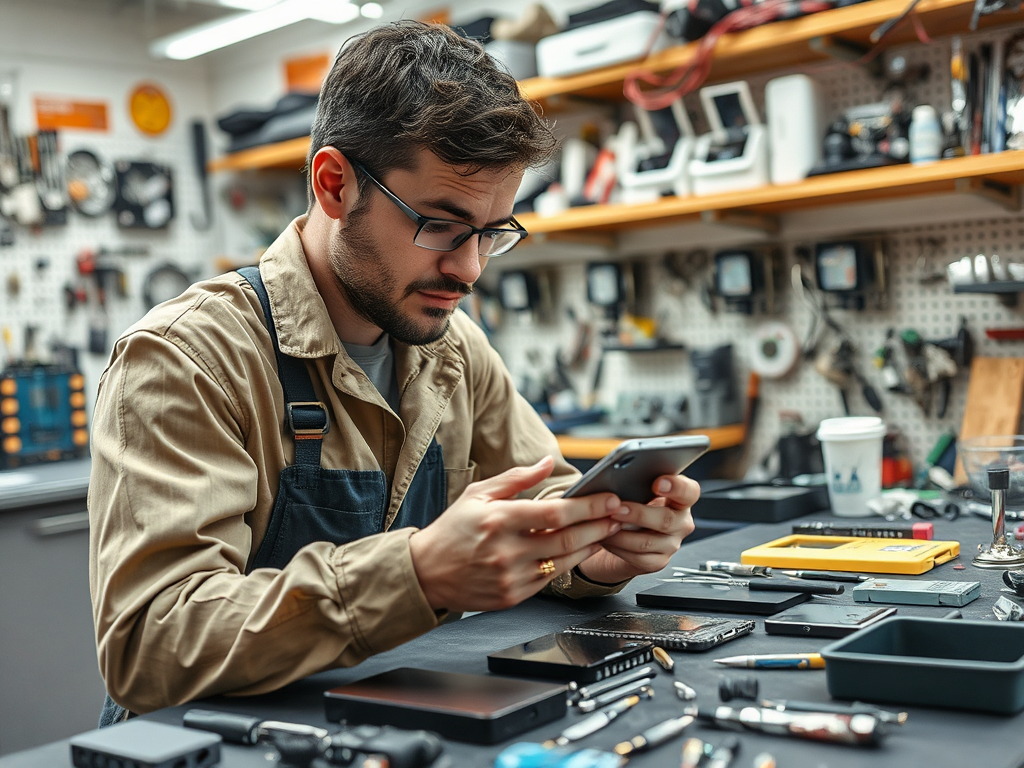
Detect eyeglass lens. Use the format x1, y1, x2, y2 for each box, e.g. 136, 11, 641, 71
415, 220, 522, 256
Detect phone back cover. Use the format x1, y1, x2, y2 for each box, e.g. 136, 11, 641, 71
323, 667, 566, 745
635, 582, 811, 615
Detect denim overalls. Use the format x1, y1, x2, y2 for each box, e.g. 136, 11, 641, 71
99, 265, 447, 725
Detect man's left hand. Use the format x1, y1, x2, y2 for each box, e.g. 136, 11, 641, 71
574, 474, 700, 585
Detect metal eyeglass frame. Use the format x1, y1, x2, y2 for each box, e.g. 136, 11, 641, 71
349, 159, 528, 257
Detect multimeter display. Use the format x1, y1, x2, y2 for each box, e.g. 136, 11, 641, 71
716, 253, 753, 296
817, 244, 859, 291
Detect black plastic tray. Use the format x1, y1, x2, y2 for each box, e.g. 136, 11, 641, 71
691, 483, 828, 522
821, 617, 1024, 714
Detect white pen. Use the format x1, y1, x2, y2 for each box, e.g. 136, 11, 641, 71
543, 693, 641, 747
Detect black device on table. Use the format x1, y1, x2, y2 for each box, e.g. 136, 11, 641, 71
636, 581, 812, 615
323, 668, 566, 745
561, 435, 710, 503
487, 632, 653, 683
764, 603, 898, 638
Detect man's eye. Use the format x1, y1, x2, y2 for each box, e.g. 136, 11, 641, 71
420, 220, 461, 236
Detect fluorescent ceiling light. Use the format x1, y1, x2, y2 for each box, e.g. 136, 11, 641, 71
150, 0, 359, 60
218, 0, 281, 10
360, 2, 383, 18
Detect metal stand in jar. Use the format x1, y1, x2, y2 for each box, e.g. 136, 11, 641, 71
973, 465, 1024, 568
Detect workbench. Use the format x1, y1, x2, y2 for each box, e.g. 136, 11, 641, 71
3, 512, 1022, 767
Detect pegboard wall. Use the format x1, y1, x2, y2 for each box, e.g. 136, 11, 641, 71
486, 23, 1024, 476
0, 47, 220, 416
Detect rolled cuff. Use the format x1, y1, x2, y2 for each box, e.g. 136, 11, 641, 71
333, 528, 442, 656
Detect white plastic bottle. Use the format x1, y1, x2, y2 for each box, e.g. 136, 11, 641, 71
909, 105, 943, 165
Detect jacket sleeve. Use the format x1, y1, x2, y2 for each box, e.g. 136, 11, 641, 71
456, 318, 628, 599
89, 330, 441, 715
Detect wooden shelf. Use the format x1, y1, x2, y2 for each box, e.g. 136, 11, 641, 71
518, 151, 1024, 235
208, 136, 310, 172
208, 1, 1024, 173
520, 0, 1022, 104
556, 424, 746, 460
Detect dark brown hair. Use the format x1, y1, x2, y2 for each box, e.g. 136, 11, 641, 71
307, 20, 557, 197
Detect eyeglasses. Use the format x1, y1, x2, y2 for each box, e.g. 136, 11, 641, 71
349, 160, 528, 257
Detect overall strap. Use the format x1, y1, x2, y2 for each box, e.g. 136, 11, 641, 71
238, 266, 328, 468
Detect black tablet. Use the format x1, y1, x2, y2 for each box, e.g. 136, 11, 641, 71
324, 668, 566, 745
635, 582, 811, 615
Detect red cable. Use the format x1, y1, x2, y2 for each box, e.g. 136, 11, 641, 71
623, 0, 833, 111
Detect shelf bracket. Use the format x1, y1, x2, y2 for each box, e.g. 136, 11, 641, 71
809, 35, 883, 77
701, 209, 780, 235
954, 177, 1021, 212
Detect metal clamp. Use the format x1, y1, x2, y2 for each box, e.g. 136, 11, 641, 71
286, 401, 330, 437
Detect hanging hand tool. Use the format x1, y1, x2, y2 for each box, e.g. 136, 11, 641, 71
816, 339, 883, 415
189, 120, 213, 232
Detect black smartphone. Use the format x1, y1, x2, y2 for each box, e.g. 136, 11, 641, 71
764, 603, 897, 638
487, 632, 653, 683
561, 435, 711, 503
562, 611, 755, 652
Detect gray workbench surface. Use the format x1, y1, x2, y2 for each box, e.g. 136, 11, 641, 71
2, 513, 1022, 768
0, 458, 90, 511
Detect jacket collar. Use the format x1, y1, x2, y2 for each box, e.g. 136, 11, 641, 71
259, 217, 341, 359
258, 216, 465, 371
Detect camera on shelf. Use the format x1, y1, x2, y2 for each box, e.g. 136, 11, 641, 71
809, 102, 911, 176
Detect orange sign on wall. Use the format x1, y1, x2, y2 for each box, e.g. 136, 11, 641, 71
285, 53, 331, 93
129, 83, 173, 137
34, 97, 108, 131
418, 7, 450, 24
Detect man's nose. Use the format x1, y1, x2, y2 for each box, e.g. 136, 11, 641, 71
439, 237, 486, 285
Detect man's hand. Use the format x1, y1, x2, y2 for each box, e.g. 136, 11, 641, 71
574, 474, 700, 585
409, 456, 623, 613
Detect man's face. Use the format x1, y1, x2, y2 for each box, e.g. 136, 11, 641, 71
327, 150, 523, 346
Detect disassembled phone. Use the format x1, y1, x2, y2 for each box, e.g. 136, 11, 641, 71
764, 603, 897, 638
562, 435, 710, 503
563, 611, 755, 651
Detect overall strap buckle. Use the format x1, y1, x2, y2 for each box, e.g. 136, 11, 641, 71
286, 401, 330, 439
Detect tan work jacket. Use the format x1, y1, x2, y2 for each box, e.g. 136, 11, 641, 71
88, 218, 623, 714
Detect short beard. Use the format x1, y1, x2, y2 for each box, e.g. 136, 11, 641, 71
328, 209, 473, 346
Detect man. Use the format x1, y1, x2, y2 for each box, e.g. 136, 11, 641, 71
89, 21, 699, 722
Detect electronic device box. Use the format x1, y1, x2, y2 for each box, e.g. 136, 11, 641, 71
536, 11, 672, 78
764, 74, 825, 184
690, 81, 769, 196
616, 100, 696, 202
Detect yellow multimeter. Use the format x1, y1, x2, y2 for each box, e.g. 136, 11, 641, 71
740, 534, 960, 575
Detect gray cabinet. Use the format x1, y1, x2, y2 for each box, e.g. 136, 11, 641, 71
0, 487, 104, 755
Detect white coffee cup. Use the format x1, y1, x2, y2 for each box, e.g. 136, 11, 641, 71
816, 416, 887, 517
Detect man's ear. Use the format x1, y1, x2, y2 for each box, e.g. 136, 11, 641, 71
310, 147, 360, 223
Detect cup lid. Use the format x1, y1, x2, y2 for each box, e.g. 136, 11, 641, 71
816, 416, 886, 441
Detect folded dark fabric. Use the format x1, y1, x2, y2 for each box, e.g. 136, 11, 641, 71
217, 92, 318, 138
566, 0, 660, 31
451, 16, 498, 43
226, 104, 318, 154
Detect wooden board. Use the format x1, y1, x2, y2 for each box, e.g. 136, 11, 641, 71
955, 357, 1024, 485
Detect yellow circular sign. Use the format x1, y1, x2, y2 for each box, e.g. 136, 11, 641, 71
129, 83, 172, 136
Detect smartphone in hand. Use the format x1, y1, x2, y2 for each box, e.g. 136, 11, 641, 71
561, 435, 710, 504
